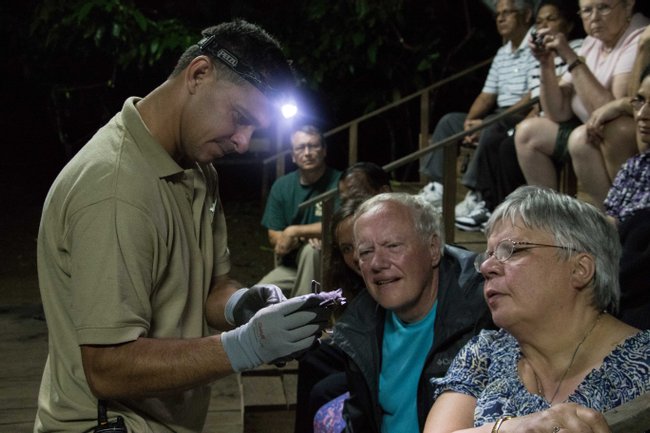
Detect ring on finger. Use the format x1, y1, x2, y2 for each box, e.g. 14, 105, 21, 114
552, 427, 561, 433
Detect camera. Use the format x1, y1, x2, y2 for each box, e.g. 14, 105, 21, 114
531, 30, 545, 49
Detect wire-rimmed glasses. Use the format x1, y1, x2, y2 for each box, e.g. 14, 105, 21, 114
474, 239, 577, 272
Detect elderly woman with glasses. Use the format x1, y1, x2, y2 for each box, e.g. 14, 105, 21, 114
515, 0, 648, 210
423, 186, 650, 433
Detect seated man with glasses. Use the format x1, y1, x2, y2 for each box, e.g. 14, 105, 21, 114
423, 185, 650, 433
258, 124, 341, 297
419, 0, 536, 231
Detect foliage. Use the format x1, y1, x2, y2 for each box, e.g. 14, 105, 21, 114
31, 0, 195, 82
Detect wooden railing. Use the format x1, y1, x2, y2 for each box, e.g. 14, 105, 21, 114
262, 57, 493, 180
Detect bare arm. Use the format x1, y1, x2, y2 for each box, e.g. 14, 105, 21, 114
466, 92, 497, 122
463, 92, 497, 144
81, 333, 233, 400
80, 274, 244, 399
423, 392, 483, 433
205, 274, 242, 330
628, 26, 650, 95
543, 32, 628, 116
268, 222, 322, 256
424, 396, 611, 433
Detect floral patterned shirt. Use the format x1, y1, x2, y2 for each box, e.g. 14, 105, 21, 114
604, 151, 650, 223
431, 328, 650, 426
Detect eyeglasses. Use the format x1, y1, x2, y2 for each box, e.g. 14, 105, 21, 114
495, 9, 519, 19
197, 34, 279, 99
630, 96, 649, 112
293, 143, 322, 153
474, 239, 577, 272
577, 1, 623, 19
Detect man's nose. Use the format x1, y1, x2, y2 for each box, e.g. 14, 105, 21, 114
232, 126, 255, 154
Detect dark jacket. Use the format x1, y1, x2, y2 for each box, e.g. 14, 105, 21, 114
331, 245, 494, 433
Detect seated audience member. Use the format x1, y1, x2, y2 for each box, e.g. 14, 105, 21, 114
423, 186, 650, 433
298, 166, 392, 433
295, 198, 367, 433
329, 193, 493, 433
258, 124, 341, 297
515, 2, 648, 209
600, 64, 650, 329
419, 0, 536, 219
465, 0, 584, 231
338, 161, 392, 203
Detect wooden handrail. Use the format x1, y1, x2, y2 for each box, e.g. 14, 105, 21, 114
297, 97, 539, 243
262, 57, 493, 167
604, 392, 650, 433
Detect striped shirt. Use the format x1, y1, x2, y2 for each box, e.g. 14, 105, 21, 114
482, 28, 536, 108
528, 38, 585, 99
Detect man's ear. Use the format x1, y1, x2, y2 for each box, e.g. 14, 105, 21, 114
185, 55, 214, 94
430, 234, 442, 268
571, 253, 596, 291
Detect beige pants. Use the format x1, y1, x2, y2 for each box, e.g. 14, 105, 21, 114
257, 243, 321, 298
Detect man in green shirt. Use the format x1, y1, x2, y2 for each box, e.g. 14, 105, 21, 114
259, 125, 341, 297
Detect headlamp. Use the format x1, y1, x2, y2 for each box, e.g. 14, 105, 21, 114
197, 34, 279, 99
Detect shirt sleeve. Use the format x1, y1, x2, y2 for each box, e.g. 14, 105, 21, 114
261, 178, 290, 231
482, 48, 502, 95
430, 331, 493, 400
69, 199, 163, 345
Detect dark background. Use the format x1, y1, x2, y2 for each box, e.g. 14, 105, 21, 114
0, 0, 509, 208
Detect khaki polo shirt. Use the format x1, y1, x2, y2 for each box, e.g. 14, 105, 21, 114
35, 97, 230, 433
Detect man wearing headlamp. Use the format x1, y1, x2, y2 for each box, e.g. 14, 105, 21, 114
35, 20, 330, 433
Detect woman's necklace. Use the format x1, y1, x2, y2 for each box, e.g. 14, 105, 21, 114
526, 312, 604, 405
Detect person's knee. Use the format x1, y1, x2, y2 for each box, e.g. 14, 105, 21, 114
602, 115, 637, 153
514, 118, 540, 152
567, 125, 590, 158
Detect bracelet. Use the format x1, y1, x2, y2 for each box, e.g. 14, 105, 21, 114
491, 415, 513, 433
567, 57, 584, 73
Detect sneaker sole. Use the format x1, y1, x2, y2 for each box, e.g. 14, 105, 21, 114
455, 222, 484, 232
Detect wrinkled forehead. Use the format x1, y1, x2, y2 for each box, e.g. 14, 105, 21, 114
291, 130, 321, 146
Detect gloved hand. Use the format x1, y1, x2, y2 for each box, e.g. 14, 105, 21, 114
221, 294, 330, 372
268, 289, 347, 365
225, 284, 287, 327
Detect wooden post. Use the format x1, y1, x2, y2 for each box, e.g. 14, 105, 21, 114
442, 142, 457, 244
348, 123, 358, 166
319, 196, 336, 292
419, 91, 430, 183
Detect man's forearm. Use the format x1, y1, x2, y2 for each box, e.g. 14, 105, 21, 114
81, 334, 233, 400
205, 275, 242, 330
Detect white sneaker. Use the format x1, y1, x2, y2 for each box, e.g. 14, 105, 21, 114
455, 191, 479, 218
419, 181, 443, 208
455, 201, 491, 232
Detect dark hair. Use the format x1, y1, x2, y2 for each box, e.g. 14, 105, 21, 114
328, 198, 366, 303
340, 162, 391, 192
535, 0, 584, 39
171, 20, 294, 96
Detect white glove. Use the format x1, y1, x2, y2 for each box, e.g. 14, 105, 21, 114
221, 294, 329, 372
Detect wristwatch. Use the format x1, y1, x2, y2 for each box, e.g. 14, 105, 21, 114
568, 56, 585, 73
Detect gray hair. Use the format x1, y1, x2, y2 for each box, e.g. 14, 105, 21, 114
485, 186, 620, 312
353, 192, 444, 247
493, 0, 536, 16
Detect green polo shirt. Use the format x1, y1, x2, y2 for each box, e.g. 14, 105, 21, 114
35, 97, 230, 433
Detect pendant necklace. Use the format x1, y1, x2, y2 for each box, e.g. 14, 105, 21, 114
526, 312, 604, 405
